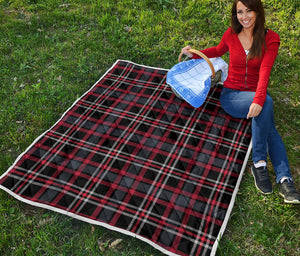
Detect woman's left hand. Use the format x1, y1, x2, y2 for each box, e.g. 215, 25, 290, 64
247, 103, 262, 119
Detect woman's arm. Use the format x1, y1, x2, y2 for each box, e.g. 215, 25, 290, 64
252, 41, 280, 107
247, 31, 280, 118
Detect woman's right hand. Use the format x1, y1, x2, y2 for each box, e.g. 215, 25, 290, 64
181, 45, 193, 58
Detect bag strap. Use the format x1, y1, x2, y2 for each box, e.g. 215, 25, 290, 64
178, 49, 216, 78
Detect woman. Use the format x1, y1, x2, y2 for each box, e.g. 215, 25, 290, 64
181, 0, 299, 204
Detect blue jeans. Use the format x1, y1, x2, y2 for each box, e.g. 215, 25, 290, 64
220, 88, 292, 183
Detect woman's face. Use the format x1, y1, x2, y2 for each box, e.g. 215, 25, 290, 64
236, 1, 257, 30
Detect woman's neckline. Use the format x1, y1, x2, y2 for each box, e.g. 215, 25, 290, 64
237, 29, 253, 51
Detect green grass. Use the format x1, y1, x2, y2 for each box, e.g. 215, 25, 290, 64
0, 0, 299, 255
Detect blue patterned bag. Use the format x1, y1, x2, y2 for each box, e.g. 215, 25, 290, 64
167, 50, 228, 108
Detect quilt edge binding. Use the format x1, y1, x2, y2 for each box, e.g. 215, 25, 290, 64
0, 59, 181, 256
210, 139, 253, 256
0, 184, 181, 256
1, 59, 251, 256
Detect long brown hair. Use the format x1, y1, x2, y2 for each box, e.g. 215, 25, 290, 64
231, 0, 266, 59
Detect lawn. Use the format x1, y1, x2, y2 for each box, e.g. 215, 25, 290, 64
0, 0, 299, 255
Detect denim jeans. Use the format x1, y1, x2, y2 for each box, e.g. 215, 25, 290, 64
220, 87, 292, 183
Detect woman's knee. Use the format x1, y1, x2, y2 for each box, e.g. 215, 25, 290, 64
220, 89, 254, 118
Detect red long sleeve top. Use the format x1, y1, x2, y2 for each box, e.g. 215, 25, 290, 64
192, 27, 280, 107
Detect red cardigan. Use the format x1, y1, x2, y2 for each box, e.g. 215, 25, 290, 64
192, 27, 280, 107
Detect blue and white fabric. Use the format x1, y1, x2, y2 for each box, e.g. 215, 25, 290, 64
167, 58, 228, 108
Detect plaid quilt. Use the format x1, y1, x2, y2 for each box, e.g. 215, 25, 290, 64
0, 60, 252, 256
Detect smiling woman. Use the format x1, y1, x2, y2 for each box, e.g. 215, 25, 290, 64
236, 2, 257, 30
181, 0, 300, 204
231, 0, 266, 60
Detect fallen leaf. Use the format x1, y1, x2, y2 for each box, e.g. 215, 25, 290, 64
38, 217, 53, 226
91, 225, 95, 234
97, 238, 110, 252
109, 239, 122, 249
59, 3, 70, 8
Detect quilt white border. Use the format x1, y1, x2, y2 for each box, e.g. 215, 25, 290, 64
0, 60, 252, 256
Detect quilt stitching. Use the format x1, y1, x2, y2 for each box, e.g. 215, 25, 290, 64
0, 60, 252, 256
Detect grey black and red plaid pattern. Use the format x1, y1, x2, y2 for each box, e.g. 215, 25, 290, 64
0, 60, 252, 256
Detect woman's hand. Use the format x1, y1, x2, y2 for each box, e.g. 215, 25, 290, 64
181, 45, 193, 58
247, 103, 262, 119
